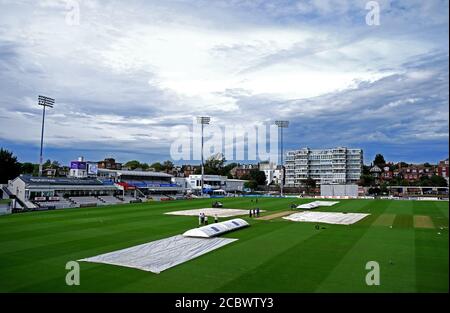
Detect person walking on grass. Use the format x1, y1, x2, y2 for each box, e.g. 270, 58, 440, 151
256, 207, 260, 217
198, 213, 202, 227
214, 214, 219, 223
249, 209, 252, 218
205, 215, 209, 225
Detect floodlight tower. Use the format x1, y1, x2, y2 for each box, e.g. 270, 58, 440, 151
38, 95, 55, 177
197, 116, 210, 197
275, 120, 289, 197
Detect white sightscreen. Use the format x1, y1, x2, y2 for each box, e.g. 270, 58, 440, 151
320, 184, 358, 197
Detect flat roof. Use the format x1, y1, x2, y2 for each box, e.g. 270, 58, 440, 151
189, 175, 227, 180
18, 176, 104, 186
98, 169, 173, 178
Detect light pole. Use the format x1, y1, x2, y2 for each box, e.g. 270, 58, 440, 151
275, 120, 289, 197
38, 95, 55, 177
197, 116, 210, 197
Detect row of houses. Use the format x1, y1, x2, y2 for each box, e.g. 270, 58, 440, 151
370, 159, 449, 185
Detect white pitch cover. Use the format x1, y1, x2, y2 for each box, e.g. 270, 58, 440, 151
284, 211, 369, 225
182, 218, 249, 238
296, 201, 339, 210
165, 208, 261, 218
297, 202, 320, 209
79, 235, 237, 274
313, 201, 340, 206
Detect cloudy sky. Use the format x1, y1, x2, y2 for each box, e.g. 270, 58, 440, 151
0, 0, 448, 165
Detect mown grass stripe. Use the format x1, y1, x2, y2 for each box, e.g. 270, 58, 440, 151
0, 198, 447, 292
414, 201, 449, 292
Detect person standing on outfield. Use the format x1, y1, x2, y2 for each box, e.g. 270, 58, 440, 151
205, 215, 209, 225
198, 213, 202, 227
256, 207, 260, 217
201, 213, 205, 225
249, 209, 252, 218
214, 214, 218, 223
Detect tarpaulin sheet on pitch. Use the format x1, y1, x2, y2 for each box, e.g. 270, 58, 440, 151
165, 208, 264, 218
283, 211, 369, 225
79, 235, 237, 273
297, 201, 340, 209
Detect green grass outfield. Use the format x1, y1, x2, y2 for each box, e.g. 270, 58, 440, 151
0, 198, 448, 292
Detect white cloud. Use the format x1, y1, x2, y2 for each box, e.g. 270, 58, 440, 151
0, 0, 448, 162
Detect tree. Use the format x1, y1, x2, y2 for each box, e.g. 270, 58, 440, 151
162, 160, 174, 172
32, 164, 40, 176
43, 159, 52, 168
305, 177, 316, 189
373, 154, 386, 167
204, 153, 226, 175
430, 175, 448, 187
360, 174, 375, 187
389, 176, 405, 186
21, 162, 35, 174
193, 154, 227, 176
0, 148, 21, 184
249, 169, 266, 186
244, 180, 258, 190
220, 162, 238, 177
124, 160, 141, 170
380, 182, 389, 195
362, 165, 371, 175
204, 166, 219, 175
418, 175, 432, 187
303, 177, 317, 194
150, 162, 164, 171
368, 187, 381, 195
398, 162, 409, 168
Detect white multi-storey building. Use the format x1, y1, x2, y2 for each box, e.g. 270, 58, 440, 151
285, 147, 363, 187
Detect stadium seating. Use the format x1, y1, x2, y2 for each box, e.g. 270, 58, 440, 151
148, 194, 175, 201
99, 179, 115, 186
121, 196, 140, 203
99, 196, 124, 205
69, 196, 104, 206
121, 180, 179, 188
38, 199, 77, 209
